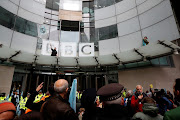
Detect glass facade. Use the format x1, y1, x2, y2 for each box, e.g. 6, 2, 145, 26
15, 17, 38, 37
0, 6, 15, 29
97, 24, 118, 41
150, 56, 173, 66
0, 6, 38, 37
46, 0, 60, 11
94, 0, 123, 9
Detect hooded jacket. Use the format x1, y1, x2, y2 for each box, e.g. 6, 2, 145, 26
132, 103, 163, 120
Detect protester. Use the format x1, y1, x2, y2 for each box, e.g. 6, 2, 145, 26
0, 100, 16, 120
80, 88, 97, 120
131, 85, 147, 113
26, 83, 54, 112
132, 97, 163, 120
164, 78, 180, 120
41, 79, 78, 120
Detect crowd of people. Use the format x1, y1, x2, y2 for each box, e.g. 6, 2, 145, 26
0, 78, 180, 120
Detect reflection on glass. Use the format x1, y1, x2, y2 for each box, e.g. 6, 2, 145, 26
0, 6, 15, 29
46, 0, 60, 11
98, 24, 118, 40
60, 0, 82, 11
60, 30, 80, 43
94, 0, 124, 9
15, 17, 37, 37
159, 57, 168, 65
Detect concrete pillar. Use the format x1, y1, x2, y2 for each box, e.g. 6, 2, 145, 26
0, 65, 15, 95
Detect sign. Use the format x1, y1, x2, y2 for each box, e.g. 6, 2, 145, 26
60, 42, 77, 57
79, 43, 94, 56
42, 41, 95, 57
41, 40, 59, 56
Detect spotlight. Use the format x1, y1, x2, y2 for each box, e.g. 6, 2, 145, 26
143, 57, 147, 62
32, 62, 36, 67
55, 65, 59, 69
119, 61, 123, 65
97, 64, 101, 68
77, 66, 80, 69
173, 49, 179, 55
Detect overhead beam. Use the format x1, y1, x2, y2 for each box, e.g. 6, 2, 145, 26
75, 57, 79, 67
9, 50, 21, 60
158, 40, 175, 50
112, 53, 121, 64
94, 57, 100, 65
134, 48, 144, 57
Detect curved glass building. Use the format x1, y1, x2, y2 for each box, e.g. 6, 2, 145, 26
0, 0, 180, 95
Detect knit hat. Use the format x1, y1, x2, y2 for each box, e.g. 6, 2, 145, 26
0, 100, 16, 114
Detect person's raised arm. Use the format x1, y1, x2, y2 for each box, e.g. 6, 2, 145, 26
26, 82, 44, 110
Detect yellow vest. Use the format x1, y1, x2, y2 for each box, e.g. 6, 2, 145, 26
20, 97, 28, 110
0, 96, 6, 101
34, 94, 43, 103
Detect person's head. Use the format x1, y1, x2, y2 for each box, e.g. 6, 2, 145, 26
14, 91, 18, 95
136, 85, 143, 94
81, 88, 97, 111
39, 90, 42, 95
97, 83, 124, 106
54, 47, 56, 50
54, 79, 69, 99
27, 93, 31, 98
173, 78, 180, 100
144, 36, 148, 39
1, 93, 6, 97
126, 90, 133, 98
167, 90, 170, 94
142, 97, 156, 104
0, 101, 16, 120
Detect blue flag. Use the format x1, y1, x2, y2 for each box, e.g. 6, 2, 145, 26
69, 79, 77, 113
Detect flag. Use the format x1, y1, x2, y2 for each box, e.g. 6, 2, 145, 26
69, 79, 77, 113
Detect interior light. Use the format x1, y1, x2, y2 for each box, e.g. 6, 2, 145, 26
174, 49, 179, 55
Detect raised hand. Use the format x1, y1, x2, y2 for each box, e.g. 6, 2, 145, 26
36, 82, 44, 92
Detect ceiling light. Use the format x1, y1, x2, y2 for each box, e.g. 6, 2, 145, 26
173, 49, 179, 55
143, 57, 147, 62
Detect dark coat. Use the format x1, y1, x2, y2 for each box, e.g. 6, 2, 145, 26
96, 104, 130, 120
26, 91, 51, 112
42, 94, 78, 120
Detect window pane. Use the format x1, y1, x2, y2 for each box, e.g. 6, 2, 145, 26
97, 0, 115, 9
46, 0, 60, 11
14, 17, 26, 34
15, 17, 38, 37
0, 6, 15, 29
115, 0, 123, 3
25, 21, 38, 37
109, 24, 118, 38
151, 58, 159, 65
159, 57, 168, 65
98, 24, 118, 40
99, 26, 109, 40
